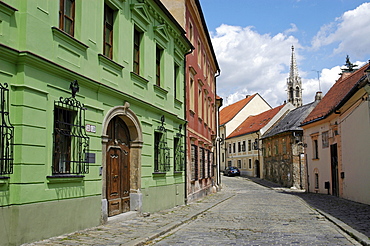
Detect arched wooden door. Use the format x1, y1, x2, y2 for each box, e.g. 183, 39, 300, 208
106, 116, 130, 216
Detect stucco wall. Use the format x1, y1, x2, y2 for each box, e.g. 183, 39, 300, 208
340, 101, 370, 205
225, 95, 271, 137
303, 122, 333, 194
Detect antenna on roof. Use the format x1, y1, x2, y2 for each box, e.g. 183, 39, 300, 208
312, 70, 321, 91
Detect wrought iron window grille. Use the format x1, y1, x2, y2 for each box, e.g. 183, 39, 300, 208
154, 116, 170, 173
199, 147, 205, 179
190, 144, 198, 180
52, 81, 89, 175
0, 83, 14, 176
174, 125, 185, 172
207, 150, 211, 177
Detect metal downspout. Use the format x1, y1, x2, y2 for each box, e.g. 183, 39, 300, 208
183, 47, 194, 205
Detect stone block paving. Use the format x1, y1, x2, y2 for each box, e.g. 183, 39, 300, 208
247, 176, 370, 245
152, 177, 361, 245
23, 176, 369, 246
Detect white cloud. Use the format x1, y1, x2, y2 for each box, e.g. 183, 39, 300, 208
284, 23, 298, 35
213, 2, 370, 109
311, 2, 370, 58
302, 60, 366, 103
212, 24, 300, 107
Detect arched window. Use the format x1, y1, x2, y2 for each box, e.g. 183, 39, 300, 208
289, 87, 294, 99
296, 86, 300, 97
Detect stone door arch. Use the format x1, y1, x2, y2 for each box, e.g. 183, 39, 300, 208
101, 102, 143, 222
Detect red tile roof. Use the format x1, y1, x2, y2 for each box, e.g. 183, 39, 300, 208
219, 94, 257, 125
302, 63, 368, 125
227, 104, 286, 139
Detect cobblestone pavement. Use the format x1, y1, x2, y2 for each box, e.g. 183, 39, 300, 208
23, 176, 368, 246
151, 177, 360, 245
247, 176, 370, 245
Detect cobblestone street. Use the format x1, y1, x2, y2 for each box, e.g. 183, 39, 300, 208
151, 177, 360, 245
24, 176, 368, 246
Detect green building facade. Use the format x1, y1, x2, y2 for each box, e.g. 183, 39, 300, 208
0, 0, 191, 245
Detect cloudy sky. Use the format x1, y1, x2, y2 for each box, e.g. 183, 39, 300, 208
200, 0, 370, 107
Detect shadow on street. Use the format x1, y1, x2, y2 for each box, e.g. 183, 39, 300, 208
290, 192, 370, 238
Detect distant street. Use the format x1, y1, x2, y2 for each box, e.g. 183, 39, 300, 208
151, 176, 359, 245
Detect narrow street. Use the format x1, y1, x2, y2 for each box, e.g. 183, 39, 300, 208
150, 176, 359, 245
25, 176, 362, 246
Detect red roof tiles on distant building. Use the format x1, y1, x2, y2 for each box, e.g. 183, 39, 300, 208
302, 63, 368, 125
219, 94, 257, 125
227, 104, 286, 139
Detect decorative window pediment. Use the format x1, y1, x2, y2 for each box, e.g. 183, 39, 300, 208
130, 3, 150, 29
154, 24, 169, 46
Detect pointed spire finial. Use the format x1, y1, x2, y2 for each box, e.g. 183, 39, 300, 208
287, 45, 302, 108
290, 45, 299, 79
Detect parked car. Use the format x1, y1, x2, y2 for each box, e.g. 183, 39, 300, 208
223, 166, 240, 176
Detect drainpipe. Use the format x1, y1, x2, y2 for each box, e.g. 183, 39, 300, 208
183, 47, 194, 205
214, 70, 221, 187
256, 132, 261, 178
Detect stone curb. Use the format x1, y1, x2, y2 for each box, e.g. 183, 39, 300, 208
127, 194, 235, 246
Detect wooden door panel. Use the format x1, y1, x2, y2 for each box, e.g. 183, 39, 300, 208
108, 199, 121, 216
106, 116, 131, 216
122, 197, 130, 213
107, 148, 122, 200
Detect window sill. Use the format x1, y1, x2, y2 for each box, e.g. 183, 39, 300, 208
51, 27, 89, 52
131, 72, 149, 89
153, 84, 168, 96
47, 175, 84, 183
312, 158, 320, 161
152, 172, 166, 176
174, 171, 183, 175
0, 1, 18, 15
0, 176, 10, 185
174, 98, 183, 108
98, 54, 124, 71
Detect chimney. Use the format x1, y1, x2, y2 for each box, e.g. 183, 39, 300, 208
246, 95, 250, 98
315, 91, 322, 101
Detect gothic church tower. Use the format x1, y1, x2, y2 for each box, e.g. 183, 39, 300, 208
287, 46, 302, 107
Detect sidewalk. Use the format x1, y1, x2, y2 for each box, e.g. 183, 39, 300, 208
24, 191, 234, 246
245, 176, 370, 246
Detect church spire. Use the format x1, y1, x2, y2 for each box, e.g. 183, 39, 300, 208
287, 45, 302, 107
290, 46, 299, 79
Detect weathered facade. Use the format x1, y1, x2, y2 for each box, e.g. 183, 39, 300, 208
301, 62, 370, 205
161, 0, 220, 202
0, 0, 191, 245
262, 98, 319, 188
